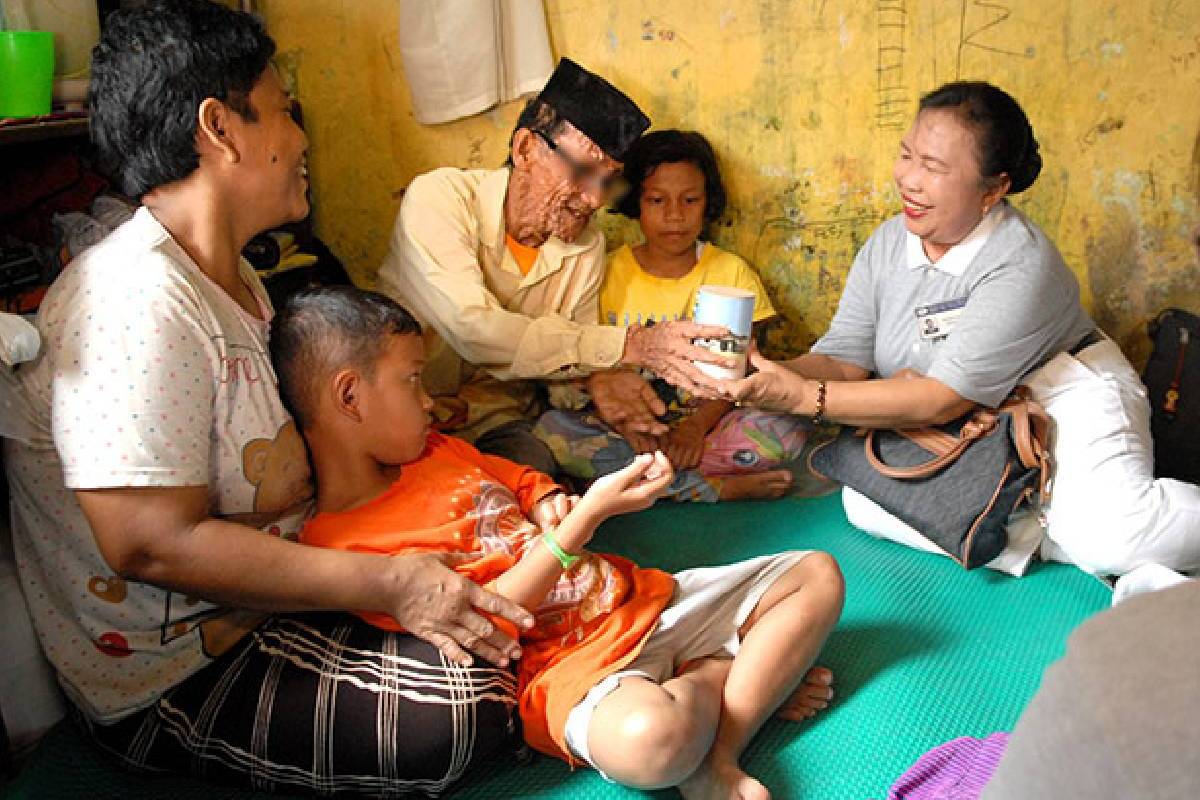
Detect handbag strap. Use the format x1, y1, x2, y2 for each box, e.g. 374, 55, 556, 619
889, 426, 961, 458
863, 409, 999, 479
1001, 390, 1042, 469
863, 384, 1056, 484
1000, 386, 1054, 505
863, 386, 1055, 504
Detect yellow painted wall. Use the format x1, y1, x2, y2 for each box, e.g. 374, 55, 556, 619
261, 0, 1200, 364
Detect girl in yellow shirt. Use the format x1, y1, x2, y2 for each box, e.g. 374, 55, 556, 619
536, 130, 809, 502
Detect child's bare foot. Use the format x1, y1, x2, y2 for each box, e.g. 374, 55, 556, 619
679, 756, 771, 800
776, 666, 834, 721
716, 470, 793, 501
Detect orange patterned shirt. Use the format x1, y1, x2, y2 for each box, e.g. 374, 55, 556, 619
300, 432, 675, 762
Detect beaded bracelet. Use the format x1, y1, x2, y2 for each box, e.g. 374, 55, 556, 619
542, 530, 580, 570
812, 380, 827, 425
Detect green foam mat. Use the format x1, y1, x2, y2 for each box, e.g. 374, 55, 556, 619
3, 493, 1110, 799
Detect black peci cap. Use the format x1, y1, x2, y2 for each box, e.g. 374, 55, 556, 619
536, 58, 650, 160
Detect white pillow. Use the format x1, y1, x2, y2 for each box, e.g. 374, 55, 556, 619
0, 313, 38, 367
1, 312, 40, 444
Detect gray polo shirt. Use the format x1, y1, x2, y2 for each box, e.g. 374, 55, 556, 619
811, 202, 1094, 407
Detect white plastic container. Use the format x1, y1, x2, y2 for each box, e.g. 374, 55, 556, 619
692, 285, 756, 380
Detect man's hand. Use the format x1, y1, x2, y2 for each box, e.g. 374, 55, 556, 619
384, 552, 534, 667
588, 370, 669, 437
529, 491, 580, 534
617, 421, 664, 455
622, 321, 733, 395
663, 417, 707, 470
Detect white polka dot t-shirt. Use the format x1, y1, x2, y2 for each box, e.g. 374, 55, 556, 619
4, 207, 313, 723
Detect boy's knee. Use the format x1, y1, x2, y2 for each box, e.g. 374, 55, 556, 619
799, 551, 846, 615
599, 701, 709, 788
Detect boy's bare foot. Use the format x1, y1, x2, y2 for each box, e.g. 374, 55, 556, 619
679, 756, 771, 800
716, 470, 793, 501
776, 665, 834, 721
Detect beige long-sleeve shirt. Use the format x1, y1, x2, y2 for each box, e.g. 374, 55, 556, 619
378, 167, 627, 440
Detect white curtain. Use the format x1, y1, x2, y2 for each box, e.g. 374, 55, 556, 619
398, 0, 554, 125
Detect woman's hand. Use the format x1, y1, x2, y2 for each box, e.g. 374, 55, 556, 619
708, 348, 811, 414
574, 451, 674, 527
383, 552, 534, 668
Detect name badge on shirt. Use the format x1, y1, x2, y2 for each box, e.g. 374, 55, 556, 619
915, 297, 968, 340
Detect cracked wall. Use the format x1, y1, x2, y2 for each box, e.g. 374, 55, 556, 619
261, 0, 1200, 366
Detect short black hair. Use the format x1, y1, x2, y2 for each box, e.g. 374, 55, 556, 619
918, 81, 1042, 194
89, 0, 276, 198
270, 286, 422, 431
611, 130, 728, 227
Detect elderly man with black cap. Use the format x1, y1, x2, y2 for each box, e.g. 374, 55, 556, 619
380, 58, 722, 475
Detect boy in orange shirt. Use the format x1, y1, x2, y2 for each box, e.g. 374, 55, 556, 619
271, 286, 844, 799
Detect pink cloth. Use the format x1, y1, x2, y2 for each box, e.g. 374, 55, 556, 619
887, 733, 1009, 800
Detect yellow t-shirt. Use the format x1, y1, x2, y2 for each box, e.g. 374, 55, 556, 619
600, 242, 776, 328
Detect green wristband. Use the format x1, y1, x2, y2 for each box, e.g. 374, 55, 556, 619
542, 530, 580, 570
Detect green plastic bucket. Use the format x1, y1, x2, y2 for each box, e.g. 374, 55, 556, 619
0, 30, 55, 118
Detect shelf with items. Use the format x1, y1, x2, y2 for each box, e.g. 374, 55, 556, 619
0, 99, 352, 314
0, 113, 89, 147
0, 124, 105, 315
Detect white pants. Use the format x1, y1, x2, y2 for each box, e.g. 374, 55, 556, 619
847, 338, 1200, 578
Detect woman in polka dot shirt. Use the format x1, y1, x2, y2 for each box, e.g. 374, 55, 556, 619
4, 1, 530, 793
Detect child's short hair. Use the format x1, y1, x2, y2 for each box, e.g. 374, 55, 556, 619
270, 286, 421, 430
611, 129, 727, 225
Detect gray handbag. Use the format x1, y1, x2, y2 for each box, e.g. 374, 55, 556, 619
809, 388, 1052, 569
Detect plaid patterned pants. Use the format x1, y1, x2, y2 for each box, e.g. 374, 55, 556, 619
82, 613, 519, 798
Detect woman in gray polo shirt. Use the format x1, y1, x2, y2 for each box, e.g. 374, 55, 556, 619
707, 81, 1200, 581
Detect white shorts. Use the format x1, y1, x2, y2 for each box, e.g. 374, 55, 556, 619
562, 550, 814, 775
